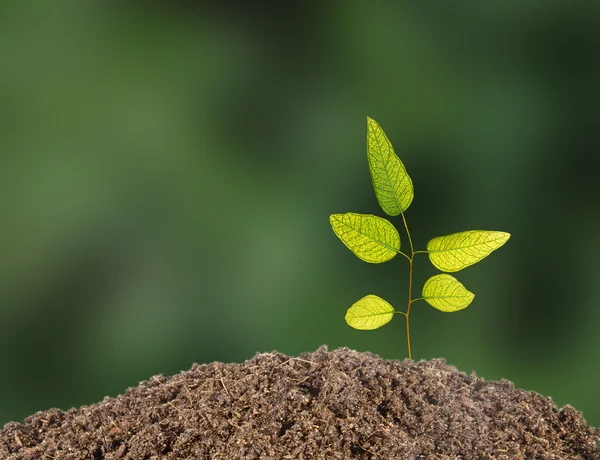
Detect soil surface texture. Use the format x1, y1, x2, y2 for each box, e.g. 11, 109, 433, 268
1, 346, 598, 459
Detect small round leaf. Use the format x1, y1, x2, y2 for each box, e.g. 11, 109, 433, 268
422, 274, 474, 312
345, 295, 395, 330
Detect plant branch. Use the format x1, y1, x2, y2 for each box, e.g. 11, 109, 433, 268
402, 212, 416, 360
406, 255, 413, 360
397, 250, 412, 262
401, 212, 415, 255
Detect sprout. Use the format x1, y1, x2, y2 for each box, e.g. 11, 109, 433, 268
330, 117, 510, 359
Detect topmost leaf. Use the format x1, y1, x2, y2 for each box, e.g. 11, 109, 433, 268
367, 117, 414, 216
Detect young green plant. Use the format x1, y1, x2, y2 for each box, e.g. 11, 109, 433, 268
329, 117, 510, 359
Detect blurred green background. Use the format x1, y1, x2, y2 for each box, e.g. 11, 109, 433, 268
1, 3, 598, 428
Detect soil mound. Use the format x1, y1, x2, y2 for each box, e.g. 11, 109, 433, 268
1, 346, 598, 459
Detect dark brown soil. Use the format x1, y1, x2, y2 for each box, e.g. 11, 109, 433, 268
1, 347, 598, 459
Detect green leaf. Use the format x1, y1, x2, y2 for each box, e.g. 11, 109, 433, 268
427, 230, 510, 272
345, 295, 395, 330
366, 117, 414, 216
329, 212, 400, 263
422, 274, 474, 312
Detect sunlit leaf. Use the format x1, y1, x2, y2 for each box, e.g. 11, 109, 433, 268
422, 274, 474, 312
345, 295, 395, 330
427, 230, 510, 272
366, 117, 414, 216
329, 212, 400, 263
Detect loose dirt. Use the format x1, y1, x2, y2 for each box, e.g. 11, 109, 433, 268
1, 346, 598, 459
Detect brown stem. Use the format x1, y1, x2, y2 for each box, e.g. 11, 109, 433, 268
401, 212, 415, 360
406, 256, 413, 360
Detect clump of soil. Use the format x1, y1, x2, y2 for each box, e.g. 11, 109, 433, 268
1, 347, 598, 459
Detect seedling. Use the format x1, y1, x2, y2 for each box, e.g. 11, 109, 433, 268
330, 117, 510, 359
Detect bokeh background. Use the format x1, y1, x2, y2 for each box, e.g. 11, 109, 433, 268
1, 2, 599, 428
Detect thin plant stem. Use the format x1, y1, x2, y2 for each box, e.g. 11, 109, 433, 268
401, 211, 415, 360
401, 213, 415, 254
396, 250, 412, 262
406, 256, 413, 360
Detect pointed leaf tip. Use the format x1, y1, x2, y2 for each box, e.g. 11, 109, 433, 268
427, 230, 510, 272
422, 274, 474, 312
345, 294, 395, 330
329, 212, 400, 263
366, 118, 414, 216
